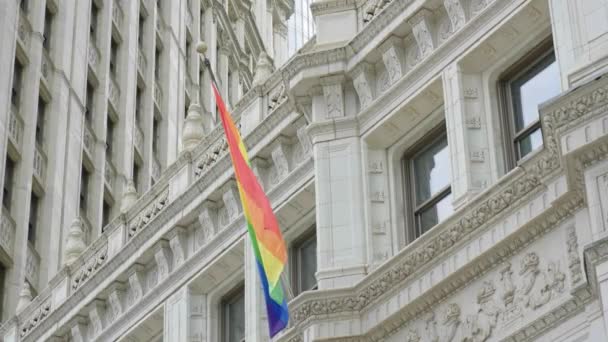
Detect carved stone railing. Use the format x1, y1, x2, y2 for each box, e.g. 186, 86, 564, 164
154, 82, 162, 108
17, 10, 31, 48
109, 76, 120, 110
104, 159, 116, 189
0, 207, 16, 258
134, 123, 144, 154
112, 2, 124, 31
8, 106, 23, 149
88, 37, 100, 73
25, 244, 40, 287
152, 155, 161, 180
32, 144, 47, 184
137, 49, 147, 77
83, 124, 95, 157
40, 51, 52, 83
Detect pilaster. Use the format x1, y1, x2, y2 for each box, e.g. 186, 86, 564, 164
244, 235, 270, 341
443, 63, 492, 209
164, 286, 190, 342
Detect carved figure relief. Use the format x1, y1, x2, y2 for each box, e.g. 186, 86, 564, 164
470, 0, 489, 16
442, 303, 461, 341
412, 21, 434, 58
354, 73, 373, 109
423, 311, 439, 342
438, 14, 453, 44
382, 47, 403, 84
566, 226, 582, 284
444, 0, 465, 31
324, 84, 344, 118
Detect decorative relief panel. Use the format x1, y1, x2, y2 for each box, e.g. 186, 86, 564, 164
195, 138, 229, 177
19, 298, 52, 338
72, 246, 108, 290
271, 139, 291, 181
443, 0, 466, 32
367, 150, 392, 266
322, 77, 345, 119
409, 10, 435, 59
352, 62, 376, 109
385, 250, 567, 342
128, 189, 169, 238
380, 37, 406, 85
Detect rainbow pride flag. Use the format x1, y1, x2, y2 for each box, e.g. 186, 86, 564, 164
211, 83, 289, 337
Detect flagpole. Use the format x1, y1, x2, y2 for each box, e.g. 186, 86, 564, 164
196, 41, 220, 123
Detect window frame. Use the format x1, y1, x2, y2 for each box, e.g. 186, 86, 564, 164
402, 125, 451, 240
220, 284, 245, 342
498, 38, 556, 169
2, 158, 15, 212
290, 227, 317, 296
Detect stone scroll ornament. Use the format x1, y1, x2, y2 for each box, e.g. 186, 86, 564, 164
203, 56, 289, 336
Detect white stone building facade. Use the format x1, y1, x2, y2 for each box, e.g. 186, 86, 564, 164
1, 0, 608, 341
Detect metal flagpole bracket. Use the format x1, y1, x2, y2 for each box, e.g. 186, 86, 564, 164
197, 41, 220, 123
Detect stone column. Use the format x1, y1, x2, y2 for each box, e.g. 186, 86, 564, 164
311, 76, 368, 289
443, 63, 493, 209
244, 235, 270, 341
164, 286, 190, 341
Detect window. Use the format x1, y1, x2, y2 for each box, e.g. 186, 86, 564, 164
2, 158, 15, 211
153, 117, 160, 155
136, 87, 143, 123
154, 48, 161, 80
221, 286, 245, 342
110, 38, 118, 76
138, 15, 145, 48
106, 117, 115, 156
20, 0, 29, 13
291, 229, 317, 296
501, 41, 560, 165
12, 60, 23, 107
43, 8, 53, 51
133, 162, 141, 193
28, 193, 39, 244
36, 98, 46, 145
80, 167, 90, 215
86, 83, 95, 125
90, 1, 100, 40
102, 199, 111, 231
405, 131, 453, 238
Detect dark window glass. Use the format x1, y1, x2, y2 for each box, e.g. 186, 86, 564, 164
28, 193, 39, 244
153, 118, 160, 154
292, 230, 317, 295
36, 98, 46, 145
102, 200, 111, 231
80, 167, 90, 214
222, 287, 245, 342
43, 8, 53, 51
90, 1, 99, 38
110, 39, 118, 75
155, 49, 161, 80
410, 135, 453, 236
509, 52, 560, 160
133, 162, 140, 192
12, 60, 23, 107
3, 158, 15, 211
20, 0, 29, 12
106, 117, 115, 156
138, 16, 145, 47
86, 83, 95, 125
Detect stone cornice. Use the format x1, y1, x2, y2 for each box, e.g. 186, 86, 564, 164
310, 0, 358, 16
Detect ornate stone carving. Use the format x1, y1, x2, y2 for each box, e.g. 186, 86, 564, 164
195, 138, 229, 177
65, 218, 87, 265
268, 83, 288, 112
198, 201, 218, 239
423, 311, 439, 342
409, 10, 435, 58
87, 300, 106, 338
470, 0, 489, 16
153, 241, 171, 281
69, 318, 88, 342
107, 283, 125, 322
16, 282, 33, 313
321, 77, 345, 118
566, 226, 582, 285
169, 228, 187, 266
296, 123, 312, 157
271, 139, 291, 181
499, 262, 520, 324
253, 52, 273, 87
380, 36, 406, 85
352, 62, 376, 109
222, 182, 241, 222
444, 0, 466, 31
126, 265, 145, 306
19, 297, 51, 337
442, 303, 461, 341
518, 252, 565, 310
128, 189, 169, 238
72, 246, 108, 290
